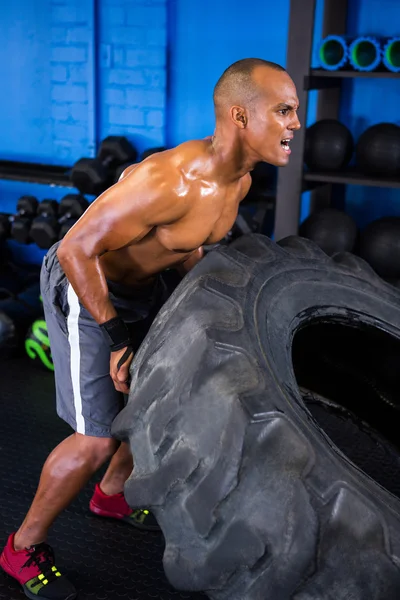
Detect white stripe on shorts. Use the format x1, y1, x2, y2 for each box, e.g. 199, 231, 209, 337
67, 283, 85, 434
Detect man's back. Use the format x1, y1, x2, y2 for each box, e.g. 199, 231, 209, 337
62, 138, 252, 286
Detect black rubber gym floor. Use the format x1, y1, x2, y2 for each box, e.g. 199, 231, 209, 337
0, 357, 205, 600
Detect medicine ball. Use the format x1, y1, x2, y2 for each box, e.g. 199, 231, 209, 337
304, 119, 354, 171
356, 123, 400, 177
245, 162, 277, 203
358, 216, 400, 280
0, 310, 18, 359
25, 319, 54, 371
0, 282, 41, 331
299, 208, 358, 256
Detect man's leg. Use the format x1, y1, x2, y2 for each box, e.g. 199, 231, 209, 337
88, 441, 159, 531
0, 431, 116, 600
14, 433, 118, 550
16, 264, 124, 546
99, 441, 133, 495
86, 276, 171, 532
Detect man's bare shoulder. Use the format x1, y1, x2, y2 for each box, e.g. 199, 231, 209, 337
95, 140, 213, 224
119, 138, 212, 182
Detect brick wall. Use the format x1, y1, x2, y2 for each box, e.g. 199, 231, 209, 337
98, 0, 168, 155
46, 0, 167, 165
47, 0, 168, 164
50, 0, 94, 164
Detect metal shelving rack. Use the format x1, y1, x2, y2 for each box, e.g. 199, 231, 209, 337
273, 0, 400, 240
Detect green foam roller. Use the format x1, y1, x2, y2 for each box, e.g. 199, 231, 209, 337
318, 35, 348, 71
383, 37, 400, 72
348, 36, 381, 72
25, 319, 54, 372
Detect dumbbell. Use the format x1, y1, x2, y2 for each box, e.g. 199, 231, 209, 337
70, 136, 137, 196
0, 196, 39, 244
30, 194, 89, 249
0, 214, 10, 242
58, 194, 89, 240
29, 199, 60, 249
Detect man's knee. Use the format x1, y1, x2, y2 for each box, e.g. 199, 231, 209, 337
74, 433, 118, 467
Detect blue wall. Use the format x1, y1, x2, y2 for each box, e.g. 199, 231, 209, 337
98, 0, 167, 151
1, 2, 52, 162
0, 0, 168, 166
166, 0, 291, 146
0, 0, 95, 165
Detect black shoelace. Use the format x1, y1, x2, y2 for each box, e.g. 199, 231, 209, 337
21, 543, 56, 580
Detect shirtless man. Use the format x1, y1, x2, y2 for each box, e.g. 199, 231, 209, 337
0, 58, 300, 600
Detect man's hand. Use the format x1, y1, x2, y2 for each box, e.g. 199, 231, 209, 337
110, 347, 134, 394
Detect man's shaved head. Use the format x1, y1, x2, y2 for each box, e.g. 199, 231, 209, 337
212, 57, 300, 167
213, 58, 286, 113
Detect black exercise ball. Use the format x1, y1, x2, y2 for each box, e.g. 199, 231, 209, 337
0, 310, 18, 359
299, 208, 358, 256
358, 216, 400, 279
245, 161, 277, 202
251, 161, 277, 187
304, 119, 354, 171
356, 123, 400, 177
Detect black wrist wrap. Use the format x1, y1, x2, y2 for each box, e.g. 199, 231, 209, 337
100, 317, 132, 351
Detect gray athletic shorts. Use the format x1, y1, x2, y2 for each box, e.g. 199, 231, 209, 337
40, 242, 169, 438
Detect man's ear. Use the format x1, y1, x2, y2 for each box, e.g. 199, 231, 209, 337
231, 106, 248, 129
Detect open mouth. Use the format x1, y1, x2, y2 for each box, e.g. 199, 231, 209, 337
281, 138, 292, 153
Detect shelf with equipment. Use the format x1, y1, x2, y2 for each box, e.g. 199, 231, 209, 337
303, 169, 400, 190
273, 0, 400, 240
305, 69, 400, 90
0, 160, 71, 187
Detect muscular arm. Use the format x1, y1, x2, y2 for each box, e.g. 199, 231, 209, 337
57, 162, 188, 325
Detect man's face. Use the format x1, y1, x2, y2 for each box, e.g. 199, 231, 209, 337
244, 68, 301, 167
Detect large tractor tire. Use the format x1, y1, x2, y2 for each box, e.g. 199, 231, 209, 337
112, 234, 400, 600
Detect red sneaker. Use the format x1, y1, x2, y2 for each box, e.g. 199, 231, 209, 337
89, 483, 160, 531
0, 533, 76, 600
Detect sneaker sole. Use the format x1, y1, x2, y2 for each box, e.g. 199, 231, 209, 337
89, 503, 160, 532
121, 514, 161, 531
23, 585, 77, 600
